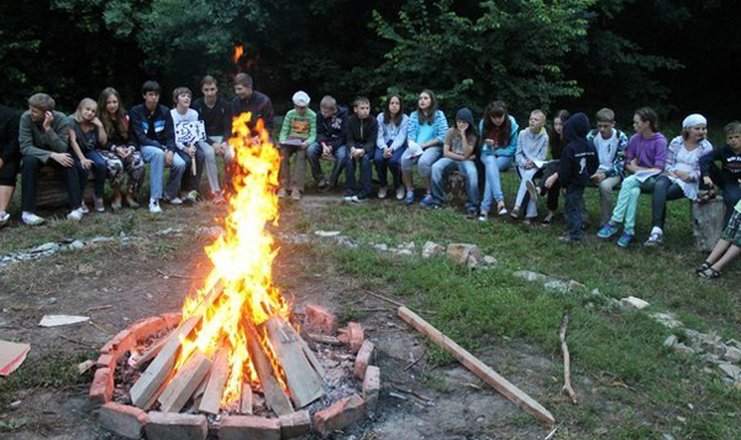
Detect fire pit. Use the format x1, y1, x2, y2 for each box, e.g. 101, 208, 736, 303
88, 114, 380, 439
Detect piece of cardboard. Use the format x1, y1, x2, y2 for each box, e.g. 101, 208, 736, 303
38, 315, 90, 327
0, 340, 31, 376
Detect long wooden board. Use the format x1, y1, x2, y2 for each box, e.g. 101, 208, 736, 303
266, 318, 324, 408
198, 348, 229, 414
158, 351, 213, 412
245, 321, 293, 415
398, 306, 556, 426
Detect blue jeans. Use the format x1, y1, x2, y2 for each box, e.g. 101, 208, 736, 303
140, 146, 186, 200
401, 146, 442, 177
84, 150, 108, 198
345, 153, 372, 197
564, 185, 585, 240
480, 154, 512, 213
307, 142, 349, 187
374, 143, 406, 188
431, 158, 480, 212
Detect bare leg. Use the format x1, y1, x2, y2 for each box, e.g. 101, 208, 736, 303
711, 244, 741, 272
705, 239, 731, 265
0, 185, 14, 213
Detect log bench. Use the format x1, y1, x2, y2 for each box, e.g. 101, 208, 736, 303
36, 165, 95, 208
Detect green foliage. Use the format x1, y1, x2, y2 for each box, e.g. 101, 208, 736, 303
368, 0, 596, 113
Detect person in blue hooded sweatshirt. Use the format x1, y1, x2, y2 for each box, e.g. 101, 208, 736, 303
558, 112, 597, 242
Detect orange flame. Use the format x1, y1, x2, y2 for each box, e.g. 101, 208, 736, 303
232, 44, 244, 65
175, 112, 288, 407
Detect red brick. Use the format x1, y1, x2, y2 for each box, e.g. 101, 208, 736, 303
353, 340, 375, 379
129, 316, 167, 342
160, 312, 183, 328
279, 410, 312, 438
89, 367, 113, 404
219, 415, 280, 440
145, 412, 208, 440
99, 402, 148, 439
313, 394, 366, 438
304, 304, 338, 334
100, 329, 135, 355
347, 322, 365, 353
362, 366, 381, 414
96, 353, 116, 370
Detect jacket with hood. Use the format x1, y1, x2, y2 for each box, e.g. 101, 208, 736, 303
625, 131, 667, 170
559, 113, 598, 188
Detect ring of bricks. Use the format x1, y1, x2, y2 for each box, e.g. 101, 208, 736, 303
89, 304, 380, 439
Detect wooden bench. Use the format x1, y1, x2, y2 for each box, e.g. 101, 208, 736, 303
36, 166, 95, 208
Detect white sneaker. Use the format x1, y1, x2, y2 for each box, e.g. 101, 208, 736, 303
149, 198, 162, 214
22, 211, 45, 226
67, 208, 84, 221
80, 202, 90, 214
396, 187, 405, 200
378, 186, 388, 199
0, 211, 10, 228
166, 197, 183, 205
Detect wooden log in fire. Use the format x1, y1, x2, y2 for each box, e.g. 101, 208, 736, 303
130, 284, 223, 408
245, 321, 294, 415
239, 382, 253, 415
198, 348, 229, 415
265, 317, 325, 408
157, 351, 213, 412
398, 306, 556, 426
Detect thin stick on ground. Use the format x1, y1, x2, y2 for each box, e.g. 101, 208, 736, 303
156, 268, 197, 279
560, 313, 577, 404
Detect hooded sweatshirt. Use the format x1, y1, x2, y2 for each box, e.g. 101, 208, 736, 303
625, 131, 667, 170
559, 113, 597, 188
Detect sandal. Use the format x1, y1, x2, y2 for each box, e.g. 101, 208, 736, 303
697, 267, 721, 279
695, 261, 712, 274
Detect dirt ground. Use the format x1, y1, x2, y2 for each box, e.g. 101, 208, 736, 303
0, 198, 568, 439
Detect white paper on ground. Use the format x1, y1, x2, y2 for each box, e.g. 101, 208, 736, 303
38, 315, 90, 327
0, 340, 31, 376
314, 230, 341, 237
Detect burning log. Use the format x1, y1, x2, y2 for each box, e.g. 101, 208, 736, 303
129, 284, 223, 408
398, 306, 556, 426
245, 321, 294, 415
157, 351, 213, 412
265, 317, 325, 408
239, 382, 253, 415
198, 348, 229, 415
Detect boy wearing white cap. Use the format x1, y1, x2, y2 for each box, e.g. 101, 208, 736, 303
278, 90, 316, 200
645, 113, 713, 246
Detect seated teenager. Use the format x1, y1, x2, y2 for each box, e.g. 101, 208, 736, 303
512, 109, 548, 224
129, 80, 182, 213
170, 86, 206, 203
597, 107, 667, 247
343, 97, 378, 203
307, 95, 349, 190
427, 107, 480, 218
587, 108, 629, 224
477, 100, 518, 220
699, 121, 741, 225
98, 87, 145, 210
375, 94, 409, 200
0, 105, 20, 228
644, 114, 713, 246
19, 93, 84, 225
277, 91, 316, 201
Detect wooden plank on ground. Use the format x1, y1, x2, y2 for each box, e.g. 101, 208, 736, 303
266, 318, 324, 408
239, 382, 253, 415
397, 306, 556, 426
129, 284, 223, 408
198, 348, 229, 414
158, 351, 213, 412
245, 321, 293, 415
298, 334, 326, 379
131, 335, 169, 369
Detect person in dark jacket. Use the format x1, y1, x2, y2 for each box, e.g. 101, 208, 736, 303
0, 105, 20, 227
307, 95, 350, 190
699, 121, 741, 225
343, 97, 378, 203
226, 72, 274, 135
128, 80, 183, 213
559, 112, 597, 242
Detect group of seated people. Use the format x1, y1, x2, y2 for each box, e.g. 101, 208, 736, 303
0, 77, 739, 278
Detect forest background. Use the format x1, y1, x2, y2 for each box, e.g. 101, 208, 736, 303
1, 0, 738, 127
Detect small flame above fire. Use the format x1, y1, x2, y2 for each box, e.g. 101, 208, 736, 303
232, 44, 245, 65
175, 112, 288, 407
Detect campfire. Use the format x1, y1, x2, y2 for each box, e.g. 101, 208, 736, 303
90, 113, 380, 439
